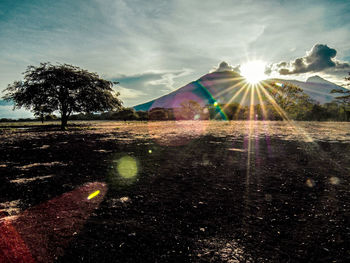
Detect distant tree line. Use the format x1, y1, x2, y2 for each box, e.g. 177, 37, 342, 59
2, 89, 348, 122
53, 98, 348, 122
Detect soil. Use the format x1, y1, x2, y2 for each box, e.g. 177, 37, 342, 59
0, 121, 349, 262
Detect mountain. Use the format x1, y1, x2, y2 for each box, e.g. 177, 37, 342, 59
134, 71, 348, 111
134, 71, 257, 111
271, 76, 347, 104
0, 100, 13, 106
306, 75, 336, 85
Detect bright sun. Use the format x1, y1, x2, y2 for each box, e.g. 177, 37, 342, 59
240, 60, 267, 84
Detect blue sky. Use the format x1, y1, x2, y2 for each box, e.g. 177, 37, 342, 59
1, 0, 350, 118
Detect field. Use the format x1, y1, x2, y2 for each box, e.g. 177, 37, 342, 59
0, 121, 349, 262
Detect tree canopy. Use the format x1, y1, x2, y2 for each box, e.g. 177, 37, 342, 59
331, 72, 350, 121
3, 63, 122, 129
265, 82, 306, 111
177, 100, 204, 120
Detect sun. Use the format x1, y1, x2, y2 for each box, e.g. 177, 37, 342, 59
240, 60, 267, 84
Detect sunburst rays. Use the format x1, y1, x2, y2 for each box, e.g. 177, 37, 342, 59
259, 80, 315, 142
208, 76, 246, 99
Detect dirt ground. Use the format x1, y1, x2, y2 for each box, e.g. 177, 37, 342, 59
0, 120, 349, 262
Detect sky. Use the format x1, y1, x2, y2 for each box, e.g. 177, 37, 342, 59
1, 0, 350, 118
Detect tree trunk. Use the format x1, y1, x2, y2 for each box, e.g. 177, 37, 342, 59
61, 114, 68, 130
346, 110, 350, 122
342, 106, 348, 121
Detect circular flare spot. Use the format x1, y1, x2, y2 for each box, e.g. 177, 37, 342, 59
117, 156, 138, 179
306, 178, 315, 188
329, 177, 340, 185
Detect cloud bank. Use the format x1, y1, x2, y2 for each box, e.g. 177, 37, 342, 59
271, 44, 350, 76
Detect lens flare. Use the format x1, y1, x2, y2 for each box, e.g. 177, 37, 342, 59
0, 182, 107, 262
87, 190, 100, 200
329, 177, 340, 185
117, 156, 138, 179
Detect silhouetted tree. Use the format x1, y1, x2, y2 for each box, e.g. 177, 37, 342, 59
331, 72, 350, 121
309, 104, 327, 121
35, 105, 53, 123
177, 100, 203, 120
149, 108, 168, 120
289, 93, 315, 120
136, 111, 149, 120
265, 82, 304, 111
263, 81, 318, 120
111, 108, 139, 120
3, 63, 122, 130
44, 114, 58, 121
322, 102, 341, 121
222, 103, 240, 120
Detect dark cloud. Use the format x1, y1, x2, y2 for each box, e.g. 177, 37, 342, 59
275, 44, 350, 75
264, 66, 272, 75
215, 61, 234, 72
277, 61, 287, 67
214, 61, 241, 73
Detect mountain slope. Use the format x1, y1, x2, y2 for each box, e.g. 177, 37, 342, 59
271, 76, 347, 104
134, 71, 256, 111
134, 72, 348, 111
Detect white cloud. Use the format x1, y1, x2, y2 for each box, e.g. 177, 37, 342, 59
147, 69, 193, 91
110, 69, 193, 106
117, 86, 146, 100
0, 106, 34, 119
